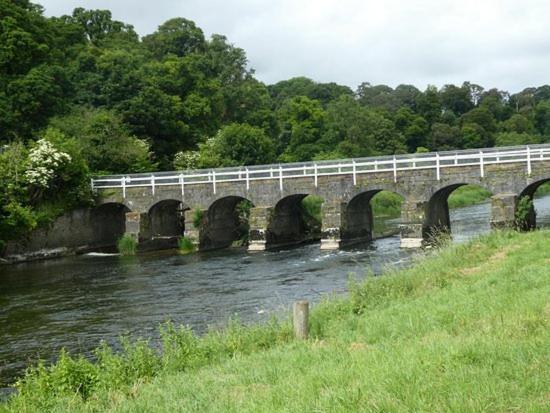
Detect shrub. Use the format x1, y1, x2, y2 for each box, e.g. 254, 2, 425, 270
192, 208, 203, 228
515, 196, 535, 231
177, 236, 196, 254
117, 234, 138, 256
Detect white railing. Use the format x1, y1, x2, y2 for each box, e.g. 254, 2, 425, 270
91, 144, 550, 198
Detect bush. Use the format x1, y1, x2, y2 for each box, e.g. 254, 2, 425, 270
515, 196, 535, 231
192, 208, 203, 228
177, 236, 195, 254
117, 234, 138, 256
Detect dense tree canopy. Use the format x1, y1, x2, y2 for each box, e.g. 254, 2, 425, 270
2, 0, 550, 247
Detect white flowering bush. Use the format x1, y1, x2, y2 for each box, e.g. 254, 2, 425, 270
25, 139, 72, 188
173, 150, 200, 170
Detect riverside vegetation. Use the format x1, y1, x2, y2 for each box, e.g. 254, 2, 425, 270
2, 229, 549, 412
4, 0, 550, 252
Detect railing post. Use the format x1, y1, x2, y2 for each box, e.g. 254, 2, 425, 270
303, 165, 307, 175
338, 163, 341, 173
479, 150, 484, 178
454, 152, 458, 165
527, 146, 532, 176
352, 159, 357, 186
436, 152, 440, 181
279, 165, 283, 192
90, 178, 95, 191
374, 159, 378, 171
179, 173, 184, 200
393, 156, 397, 183
212, 170, 216, 194
245, 167, 250, 191
122, 177, 126, 199
270, 167, 273, 178
151, 174, 155, 195
314, 163, 318, 187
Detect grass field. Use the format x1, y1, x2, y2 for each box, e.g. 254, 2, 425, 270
3, 229, 549, 412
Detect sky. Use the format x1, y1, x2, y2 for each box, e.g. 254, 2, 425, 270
38, 0, 550, 93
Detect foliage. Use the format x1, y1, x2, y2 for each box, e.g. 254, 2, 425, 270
192, 208, 203, 228
25, 139, 71, 188
447, 185, 492, 209
3, 230, 549, 411
515, 196, 535, 231
117, 234, 137, 256
371, 191, 403, 218
177, 236, 195, 254
300, 195, 324, 234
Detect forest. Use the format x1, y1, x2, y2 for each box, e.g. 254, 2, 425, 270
2, 0, 550, 247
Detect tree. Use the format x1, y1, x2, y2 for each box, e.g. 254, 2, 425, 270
356, 83, 398, 111
175, 123, 275, 168
460, 107, 497, 133
534, 101, 550, 138
393, 108, 429, 152
69, 8, 138, 46
501, 114, 535, 134
439, 83, 473, 116
277, 96, 327, 162
461, 123, 488, 149
143, 18, 206, 59
416, 85, 441, 124
321, 95, 376, 158
49, 107, 155, 173
495, 132, 540, 147
430, 122, 461, 150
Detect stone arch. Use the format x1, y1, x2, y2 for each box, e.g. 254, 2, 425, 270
91, 202, 131, 247
147, 199, 189, 239
425, 183, 493, 238
517, 178, 550, 229
201, 195, 254, 250
344, 189, 404, 244
267, 193, 323, 248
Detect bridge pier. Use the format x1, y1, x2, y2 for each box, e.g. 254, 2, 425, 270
400, 199, 426, 248
124, 212, 151, 242
248, 207, 272, 251
490, 193, 525, 229
183, 208, 204, 248
320, 201, 345, 250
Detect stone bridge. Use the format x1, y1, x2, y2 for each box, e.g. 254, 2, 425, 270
92, 145, 550, 252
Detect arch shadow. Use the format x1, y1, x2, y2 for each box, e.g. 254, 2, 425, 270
91, 202, 131, 248
266, 194, 321, 249
425, 183, 493, 240
201, 195, 254, 250
148, 199, 189, 239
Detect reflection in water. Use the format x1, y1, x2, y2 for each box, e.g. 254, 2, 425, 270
2, 195, 550, 388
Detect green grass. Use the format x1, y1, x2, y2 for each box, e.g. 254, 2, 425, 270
2, 230, 549, 412
116, 234, 138, 256
448, 185, 492, 208
177, 236, 196, 254
371, 190, 403, 218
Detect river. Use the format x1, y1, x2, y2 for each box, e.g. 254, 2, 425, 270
2, 196, 550, 389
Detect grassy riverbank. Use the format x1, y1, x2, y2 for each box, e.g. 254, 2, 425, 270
3, 229, 549, 412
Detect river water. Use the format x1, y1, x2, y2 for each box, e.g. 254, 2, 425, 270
2, 196, 550, 389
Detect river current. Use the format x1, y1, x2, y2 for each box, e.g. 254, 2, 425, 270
2, 196, 550, 389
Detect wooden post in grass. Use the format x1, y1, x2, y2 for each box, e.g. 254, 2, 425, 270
293, 300, 309, 339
